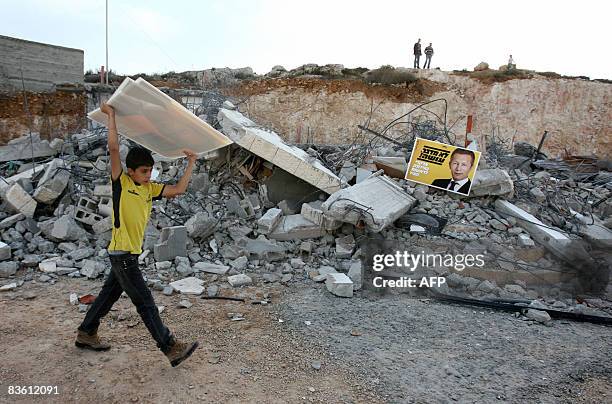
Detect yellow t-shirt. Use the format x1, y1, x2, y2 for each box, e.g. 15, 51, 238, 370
108, 171, 165, 254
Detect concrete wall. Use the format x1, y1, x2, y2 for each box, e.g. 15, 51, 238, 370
0, 35, 83, 93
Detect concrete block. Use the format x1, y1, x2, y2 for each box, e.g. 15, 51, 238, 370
0, 213, 25, 229
154, 226, 188, 261
185, 212, 216, 239
570, 209, 612, 249
93, 185, 112, 197
470, 169, 514, 197
228, 273, 253, 287
226, 195, 255, 219
325, 273, 354, 297
268, 214, 327, 240
0, 241, 11, 261
0, 261, 18, 278
39, 260, 57, 273
525, 309, 551, 323
77, 196, 98, 213
322, 175, 416, 232
4, 183, 37, 217
335, 234, 355, 258
518, 234, 535, 247
347, 260, 363, 291
97, 196, 112, 217
32, 159, 70, 204
73, 207, 105, 226
170, 277, 204, 295
193, 262, 230, 275
257, 208, 283, 234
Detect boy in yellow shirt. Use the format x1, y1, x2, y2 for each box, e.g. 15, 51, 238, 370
76, 103, 199, 367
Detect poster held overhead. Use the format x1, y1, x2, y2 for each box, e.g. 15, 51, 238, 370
88, 77, 233, 159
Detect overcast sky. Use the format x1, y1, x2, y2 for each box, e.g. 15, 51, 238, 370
3, 0, 611, 79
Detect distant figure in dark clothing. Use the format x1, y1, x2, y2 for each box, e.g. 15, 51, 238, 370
424, 43, 434, 69
413, 39, 422, 69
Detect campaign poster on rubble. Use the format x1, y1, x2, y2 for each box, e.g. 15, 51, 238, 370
404, 138, 481, 196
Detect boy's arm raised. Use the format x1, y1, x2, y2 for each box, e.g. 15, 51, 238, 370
101, 103, 122, 181
162, 149, 197, 198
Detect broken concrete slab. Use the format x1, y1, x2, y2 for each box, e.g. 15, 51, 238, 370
322, 175, 416, 232
3, 183, 37, 217
185, 211, 216, 239
372, 156, 407, 179
226, 195, 255, 219
170, 277, 205, 295
218, 106, 341, 193
335, 234, 355, 258
40, 215, 89, 241
154, 226, 188, 261
32, 159, 70, 204
325, 273, 354, 297
228, 273, 253, 287
268, 214, 327, 240
0, 138, 56, 163
570, 210, 612, 249
242, 236, 287, 261
300, 200, 342, 231
469, 169, 514, 197
193, 262, 230, 275
495, 199, 596, 268
257, 208, 283, 234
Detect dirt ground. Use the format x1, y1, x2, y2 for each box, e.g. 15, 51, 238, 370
0, 278, 610, 404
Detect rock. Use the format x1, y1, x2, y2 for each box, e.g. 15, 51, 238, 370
347, 260, 363, 291
80, 259, 106, 279
0, 261, 18, 277
185, 212, 216, 239
290, 258, 305, 269
38, 260, 57, 273
228, 274, 252, 287
325, 273, 353, 297
193, 262, 230, 275
470, 169, 514, 197
206, 285, 219, 297
0, 241, 11, 261
518, 234, 535, 247
170, 277, 204, 295
474, 62, 489, 71
154, 226, 187, 261
33, 159, 70, 204
504, 284, 527, 296
162, 286, 174, 296
0, 213, 26, 229
230, 256, 248, 271
529, 187, 547, 203
476, 280, 497, 294
0, 282, 18, 292
69, 248, 95, 261
178, 299, 193, 309
4, 183, 37, 217
40, 215, 89, 241
312, 266, 338, 282
335, 234, 355, 258
257, 208, 283, 234
155, 261, 172, 270
489, 219, 507, 231
525, 309, 551, 323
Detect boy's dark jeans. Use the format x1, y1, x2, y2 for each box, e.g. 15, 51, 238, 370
78, 253, 173, 353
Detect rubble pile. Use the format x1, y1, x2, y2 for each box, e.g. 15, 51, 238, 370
0, 103, 610, 320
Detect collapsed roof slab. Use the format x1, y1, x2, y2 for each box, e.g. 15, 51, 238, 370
321, 174, 417, 232
217, 104, 341, 194
495, 199, 596, 268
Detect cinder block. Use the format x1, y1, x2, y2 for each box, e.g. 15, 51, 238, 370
98, 196, 112, 217
154, 226, 187, 261
77, 196, 98, 213
73, 207, 104, 226
4, 183, 37, 217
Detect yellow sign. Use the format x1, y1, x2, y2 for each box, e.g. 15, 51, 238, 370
405, 138, 481, 196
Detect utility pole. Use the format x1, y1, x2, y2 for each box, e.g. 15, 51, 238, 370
105, 0, 109, 85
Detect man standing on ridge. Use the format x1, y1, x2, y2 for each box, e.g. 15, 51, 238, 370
424, 43, 434, 69
413, 38, 422, 69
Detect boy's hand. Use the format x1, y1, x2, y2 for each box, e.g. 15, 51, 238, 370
182, 149, 197, 163
100, 103, 115, 117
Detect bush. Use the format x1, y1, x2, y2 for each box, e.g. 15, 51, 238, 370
341, 67, 368, 77
365, 66, 418, 85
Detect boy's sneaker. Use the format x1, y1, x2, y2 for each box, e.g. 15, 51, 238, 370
165, 339, 199, 367
75, 330, 111, 351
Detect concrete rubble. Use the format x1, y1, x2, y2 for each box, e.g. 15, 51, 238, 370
0, 102, 610, 318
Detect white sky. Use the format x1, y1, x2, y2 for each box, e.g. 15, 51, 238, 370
2, 0, 611, 79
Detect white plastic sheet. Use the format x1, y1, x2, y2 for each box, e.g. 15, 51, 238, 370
88, 77, 233, 158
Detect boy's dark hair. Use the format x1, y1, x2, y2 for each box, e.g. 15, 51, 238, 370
449, 148, 475, 166
126, 146, 154, 170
